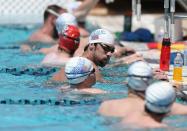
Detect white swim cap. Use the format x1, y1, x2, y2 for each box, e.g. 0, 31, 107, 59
55, 13, 77, 34
145, 81, 176, 114
89, 29, 114, 45
65, 57, 94, 84
127, 61, 153, 91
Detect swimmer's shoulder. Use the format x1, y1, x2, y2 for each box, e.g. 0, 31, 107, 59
98, 99, 124, 114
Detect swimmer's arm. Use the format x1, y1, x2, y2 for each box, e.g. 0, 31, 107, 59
73, 0, 99, 20
38, 44, 58, 55
108, 54, 144, 67
170, 102, 187, 115
113, 45, 136, 58
59, 85, 72, 93
80, 88, 107, 94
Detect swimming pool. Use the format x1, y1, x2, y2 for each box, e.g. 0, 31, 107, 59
0, 25, 187, 131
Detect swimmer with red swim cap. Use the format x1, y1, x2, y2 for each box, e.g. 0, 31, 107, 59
41, 25, 80, 66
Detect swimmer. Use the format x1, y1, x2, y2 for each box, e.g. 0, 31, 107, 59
41, 25, 80, 66
39, 13, 78, 54
39, 13, 88, 55
98, 61, 187, 117
21, 5, 66, 52
29, 5, 66, 44
121, 81, 176, 128
61, 57, 106, 94
52, 28, 115, 82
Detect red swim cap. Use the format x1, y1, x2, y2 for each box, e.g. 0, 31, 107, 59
59, 25, 80, 54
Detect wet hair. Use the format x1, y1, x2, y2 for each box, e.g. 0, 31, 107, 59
44, 4, 66, 22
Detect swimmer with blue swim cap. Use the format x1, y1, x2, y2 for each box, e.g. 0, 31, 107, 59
62, 57, 106, 94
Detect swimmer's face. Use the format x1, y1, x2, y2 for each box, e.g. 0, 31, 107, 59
93, 43, 114, 67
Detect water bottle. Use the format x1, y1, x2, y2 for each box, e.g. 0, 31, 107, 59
173, 52, 183, 82
184, 48, 187, 66
160, 38, 171, 71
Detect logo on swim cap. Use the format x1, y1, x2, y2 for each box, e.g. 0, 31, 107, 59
89, 29, 114, 45
90, 34, 99, 41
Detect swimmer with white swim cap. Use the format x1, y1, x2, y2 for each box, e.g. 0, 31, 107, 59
62, 57, 106, 94
127, 61, 154, 92
21, 5, 66, 52
99, 60, 187, 117
55, 13, 77, 35
145, 81, 176, 114
120, 81, 176, 128
98, 61, 154, 117
52, 28, 116, 82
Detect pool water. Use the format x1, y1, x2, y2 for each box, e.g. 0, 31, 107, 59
0, 25, 187, 131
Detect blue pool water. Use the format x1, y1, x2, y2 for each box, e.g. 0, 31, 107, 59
0, 25, 187, 131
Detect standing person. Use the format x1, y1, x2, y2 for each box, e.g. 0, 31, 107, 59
41, 25, 80, 66
61, 56, 106, 94
98, 61, 187, 117
121, 81, 176, 128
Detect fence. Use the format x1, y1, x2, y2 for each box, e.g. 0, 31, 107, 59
0, 0, 74, 25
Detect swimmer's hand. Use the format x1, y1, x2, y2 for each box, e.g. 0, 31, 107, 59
111, 53, 144, 67
79, 88, 107, 94
20, 44, 32, 52
152, 68, 168, 81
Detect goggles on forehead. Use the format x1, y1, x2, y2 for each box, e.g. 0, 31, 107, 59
46, 9, 59, 17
